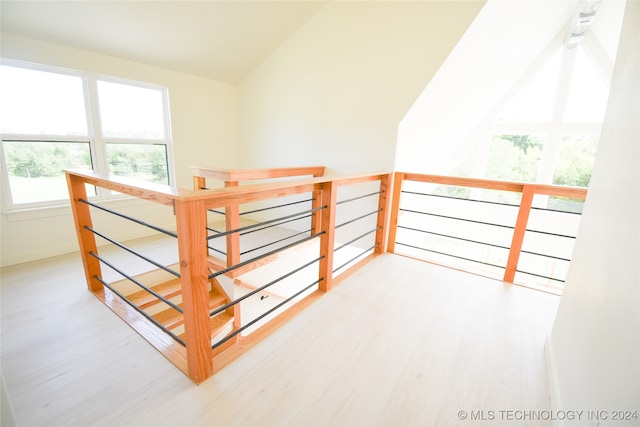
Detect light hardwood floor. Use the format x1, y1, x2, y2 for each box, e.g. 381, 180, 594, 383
1, 237, 560, 426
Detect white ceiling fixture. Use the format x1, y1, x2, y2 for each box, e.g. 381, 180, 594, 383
565, 0, 602, 48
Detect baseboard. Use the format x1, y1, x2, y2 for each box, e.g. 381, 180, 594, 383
545, 335, 564, 427
0, 226, 173, 268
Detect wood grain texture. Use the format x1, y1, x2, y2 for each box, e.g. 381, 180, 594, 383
96, 286, 189, 375
318, 181, 337, 292
174, 198, 213, 383
375, 173, 392, 254
207, 253, 281, 278
65, 168, 190, 205
189, 165, 326, 182
401, 172, 526, 193
504, 185, 535, 282
387, 172, 405, 253
65, 172, 103, 292
224, 181, 241, 268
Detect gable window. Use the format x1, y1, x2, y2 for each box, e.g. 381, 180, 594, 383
0, 60, 173, 209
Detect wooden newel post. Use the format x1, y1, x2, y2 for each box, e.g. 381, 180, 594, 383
311, 171, 324, 235
387, 172, 405, 254
504, 185, 535, 283
318, 182, 337, 292
224, 181, 241, 268
174, 198, 213, 384
66, 172, 103, 292
193, 175, 206, 191
375, 173, 392, 254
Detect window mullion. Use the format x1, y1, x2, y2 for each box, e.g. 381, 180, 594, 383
84, 74, 110, 198
161, 88, 175, 186
536, 48, 579, 184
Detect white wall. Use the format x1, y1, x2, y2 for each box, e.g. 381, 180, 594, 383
0, 33, 239, 267
238, 1, 484, 175
0, 0, 486, 266
547, 1, 639, 424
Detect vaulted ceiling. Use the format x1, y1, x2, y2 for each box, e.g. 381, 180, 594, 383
0, 1, 328, 84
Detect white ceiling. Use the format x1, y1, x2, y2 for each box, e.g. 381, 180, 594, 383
0, 1, 328, 84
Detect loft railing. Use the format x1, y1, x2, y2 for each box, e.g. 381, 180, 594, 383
388, 172, 587, 291
66, 167, 580, 383
191, 166, 325, 271
66, 168, 389, 384
203, 174, 389, 353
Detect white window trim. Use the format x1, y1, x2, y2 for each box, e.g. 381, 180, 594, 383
0, 59, 175, 212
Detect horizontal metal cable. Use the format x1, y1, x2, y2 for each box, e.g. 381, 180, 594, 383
208, 209, 225, 215
207, 246, 227, 256
90, 251, 183, 314
85, 226, 181, 278
208, 232, 324, 279
336, 191, 382, 206
240, 229, 312, 256
333, 245, 376, 273
94, 275, 186, 347
212, 278, 322, 351
397, 225, 511, 250
515, 269, 565, 282
520, 250, 571, 262
207, 206, 325, 240
525, 228, 577, 239
531, 206, 582, 215
399, 208, 515, 230
395, 242, 505, 270
209, 256, 322, 317
206, 227, 224, 235
335, 209, 381, 230
240, 198, 313, 216
401, 191, 520, 208
334, 228, 379, 253
80, 198, 177, 238
240, 214, 311, 237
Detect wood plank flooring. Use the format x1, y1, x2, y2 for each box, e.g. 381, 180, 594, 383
1, 237, 559, 426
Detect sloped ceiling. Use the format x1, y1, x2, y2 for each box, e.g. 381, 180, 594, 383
396, 0, 627, 175
0, 1, 328, 84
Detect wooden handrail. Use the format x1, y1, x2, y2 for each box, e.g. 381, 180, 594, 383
189, 165, 326, 183
400, 172, 588, 199
389, 172, 588, 286
66, 168, 390, 384
190, 166, 326, 269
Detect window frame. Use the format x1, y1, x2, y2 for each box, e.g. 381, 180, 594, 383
0, 59, 175, 211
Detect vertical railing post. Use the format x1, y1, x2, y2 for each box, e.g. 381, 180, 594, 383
318, 181, 337, 292
66, 172, 103, 292
375, 173, 392, 254
311, 172, 324, 235
193, 175, 206, 191
174, 198, 212, 384
387, 172, 405, 254
224, 181, 241, 268
504, 185, 535, 283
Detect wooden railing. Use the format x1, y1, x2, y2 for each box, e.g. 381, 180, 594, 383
66, 167, 583, 383
66, 168, 389, 384
389, 172, 588, 289
190, 166, 325, 272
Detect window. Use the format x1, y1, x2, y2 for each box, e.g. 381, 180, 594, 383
451, 44, 607, 195
0, 60, 173, 209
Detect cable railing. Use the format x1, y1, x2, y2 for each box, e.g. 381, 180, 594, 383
191, 166, 325, 270
332, 183, 385, 275
388, 172, 587, 291
66, 168, 390, 384
515, 194, 584, 287
202, 174, 390, 352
